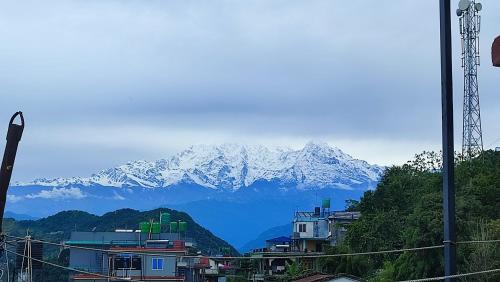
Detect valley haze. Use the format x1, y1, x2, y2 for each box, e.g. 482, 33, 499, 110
8, 142, 384, 248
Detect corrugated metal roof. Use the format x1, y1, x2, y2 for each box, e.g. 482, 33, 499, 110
65, 240, 138, 246
266, 236, 292, 243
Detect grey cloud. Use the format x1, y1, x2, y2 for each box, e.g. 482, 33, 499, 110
1, 0, 500, 180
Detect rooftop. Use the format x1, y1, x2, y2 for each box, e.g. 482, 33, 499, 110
109, 246, 186, 253
328, 212, 361, 220
73, 274, 185, 281
266, 236, 292, 243
294, 211, 329, 222
294, 211, 360, 222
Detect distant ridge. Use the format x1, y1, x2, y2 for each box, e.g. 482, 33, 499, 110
239, 223, 292, 253
9, 142, 385, 247
3, 208, 238, 256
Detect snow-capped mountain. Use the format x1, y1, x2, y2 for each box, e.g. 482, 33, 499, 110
17, 142, 384, 190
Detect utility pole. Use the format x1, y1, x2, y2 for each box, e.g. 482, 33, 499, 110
439, 1, 457, 281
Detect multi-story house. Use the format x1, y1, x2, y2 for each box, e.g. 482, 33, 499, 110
292, 207, 330, 253
292, 206, 361, 253
248, 202, 361, 280
66, 230, 210, 282
327, 212, 361, 246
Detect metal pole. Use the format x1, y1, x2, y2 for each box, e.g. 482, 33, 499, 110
439, 1, 457, 281
0, 112, 25, 233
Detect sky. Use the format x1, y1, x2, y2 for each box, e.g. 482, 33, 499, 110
1, 0, 499, 181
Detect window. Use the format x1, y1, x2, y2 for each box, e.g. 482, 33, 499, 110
152, 258, 164, 270
299, 223, 306, 233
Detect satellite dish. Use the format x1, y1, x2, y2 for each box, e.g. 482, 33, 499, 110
475, 3, 482, 11
459, 0, 471, 11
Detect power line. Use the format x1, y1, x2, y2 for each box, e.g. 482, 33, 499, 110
398, 268, 500, 282
8, 234, 500, 260
11, 234, 500, 260
3, 235, 500, 281
3, 248, 144, 282
4, 241, 499, 282
456, 239, 500, 244
4, 234, 445, 260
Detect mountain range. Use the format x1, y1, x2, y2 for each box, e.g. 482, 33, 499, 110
18, 142, 383, 190
8, 142, 384, 249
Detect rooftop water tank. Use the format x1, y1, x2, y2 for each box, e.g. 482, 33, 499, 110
160, 212, 170, 224
151, 222, 161, 233
170, 222, 178, 232
179, 221, 188, 232
322, 198, 331, 209
139, 222, 151, 233
314, 207, 321, 216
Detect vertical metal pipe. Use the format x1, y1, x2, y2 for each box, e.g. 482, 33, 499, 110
0, 112, 25, 233
439, 1, 457, 281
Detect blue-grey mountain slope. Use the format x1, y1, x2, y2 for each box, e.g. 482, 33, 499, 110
239, 223, 293, 253
8, 142, 384, 246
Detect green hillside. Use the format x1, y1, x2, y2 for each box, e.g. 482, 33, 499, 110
3, 207, 238, 255
320, 150, 500, 281
2, 208, 238, 280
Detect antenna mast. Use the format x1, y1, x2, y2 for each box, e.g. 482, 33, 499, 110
457, 0, 483, 159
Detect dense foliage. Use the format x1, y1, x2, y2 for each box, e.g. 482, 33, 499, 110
2, 207, 238, 280
4, 207, 237, 255
320, 150, 500, 281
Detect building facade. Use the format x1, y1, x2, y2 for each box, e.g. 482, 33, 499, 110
292, 207, 360, 253
248, 203, 361, 280
66, 231, 221, 282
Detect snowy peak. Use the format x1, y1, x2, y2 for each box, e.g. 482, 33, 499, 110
19, 142, 384, 190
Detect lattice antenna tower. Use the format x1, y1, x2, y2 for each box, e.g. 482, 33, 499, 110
457, 0, 483, 159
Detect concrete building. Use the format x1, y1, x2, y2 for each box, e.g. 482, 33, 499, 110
292, 206, 361, 253
265, 236, 292, 253
292, 208, 331, 253
250, 236, 294, 278
247, 202, 361, 280
249, 251, 315, 281
66, 231, 213, 282
328, 212, 361, 246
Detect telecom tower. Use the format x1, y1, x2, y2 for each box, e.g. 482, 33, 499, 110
457, 0, 483, 159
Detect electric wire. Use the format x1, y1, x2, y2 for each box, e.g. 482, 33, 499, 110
4, 241, 10, 282
3, 248, 145, 282
4, 234, 445, 260
8, 234, 500, 260
456, 239, 500, 244
398, 268, 500, 282
3, 235, 500, 282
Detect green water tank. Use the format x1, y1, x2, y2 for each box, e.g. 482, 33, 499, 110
151, 222, 161, 233
139, 222, 151, 233
221, 247, 231, 255
170, 222, 178, 232
322, 198, 331, 209
179, 221, 187, 232
160, 212, 171, 224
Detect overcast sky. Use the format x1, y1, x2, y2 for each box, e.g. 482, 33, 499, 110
1, 0, 499, 181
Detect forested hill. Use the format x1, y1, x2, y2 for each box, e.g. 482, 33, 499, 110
2, 207, 238, 256
321, 150, 500, 281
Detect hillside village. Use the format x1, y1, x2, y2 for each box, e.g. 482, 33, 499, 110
57, 200, 360, 282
